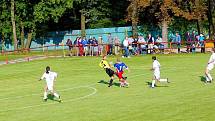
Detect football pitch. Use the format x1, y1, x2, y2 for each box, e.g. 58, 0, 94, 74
1, 54, 215, 121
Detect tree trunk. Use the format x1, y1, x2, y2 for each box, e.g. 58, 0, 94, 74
197, 19, 201, 35
81, 12, 86, 37
208, 0, 214, 39
11, 0, 18, 51
25, 30, 33, 50
162, 20, 168, 48
132, 0, 138, 38
20, 21, 25, 50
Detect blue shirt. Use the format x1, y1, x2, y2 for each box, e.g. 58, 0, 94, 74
114, 62, 128, 72
176, 35, 181, 43
82, 39, 88, 47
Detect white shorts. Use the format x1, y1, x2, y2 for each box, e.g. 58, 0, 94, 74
154, 72, 160, 80
207, 63, 214, 71
84, 47, 88, 51
47, 84, 53, 91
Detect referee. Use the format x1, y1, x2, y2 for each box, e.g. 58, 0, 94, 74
99, 55, 115, 87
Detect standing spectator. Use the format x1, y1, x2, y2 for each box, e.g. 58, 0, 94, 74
199, 34, 205, 53
73, 37, 79, 56
185, 32, 192, 53
78, 37, 83, 56
147, 34, 155, 54
66, 39, 72, 56
92, 37, 98, 56
175, 32, 181, 53
88, 37, 94, 56
82, 37, 88, 56
107, 33, 114, 55
98, 36, 103, 56
138, 35, 147, 54
114, 36, 120, 55
122, 37, 130, 58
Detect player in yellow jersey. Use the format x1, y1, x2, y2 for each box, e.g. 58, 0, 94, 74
99, 55, 115, 87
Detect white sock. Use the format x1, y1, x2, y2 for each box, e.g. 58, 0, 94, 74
43, 91, 48, 99
54, 92, 60, 98
207, 73, 213, 81
160, 78, 168, 83
152, 80, 155, 87
206, 76, 210, 81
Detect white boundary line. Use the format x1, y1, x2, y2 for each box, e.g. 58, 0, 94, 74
0, 83, 96, 101
0, 73, 149, 112
0, 86, 97, 113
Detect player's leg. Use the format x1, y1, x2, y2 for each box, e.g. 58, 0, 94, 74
49, 85, 61, 102
43, 85, 48, 101
106, 68, 115, 87
205, 65, 213, 82
151, 72, 160, 88
159, 78, 170, 83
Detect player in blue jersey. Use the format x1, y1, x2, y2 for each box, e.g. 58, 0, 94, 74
114, 58, 129, 87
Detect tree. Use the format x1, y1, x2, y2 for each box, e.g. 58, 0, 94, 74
127, 0, 207, 45
11, 0, 18, 51
0, 0, 12, 47
73, 0, 111, 37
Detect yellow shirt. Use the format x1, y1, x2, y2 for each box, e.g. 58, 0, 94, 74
99, 60, 110, 69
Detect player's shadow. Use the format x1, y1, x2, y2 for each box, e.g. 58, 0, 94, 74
42, 94, 59, 102
199, 76, 206, 83
146, 81, 169, 87
98, 80, 120, 87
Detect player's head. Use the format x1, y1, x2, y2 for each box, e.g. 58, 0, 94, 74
102, 55, 107, 60
212, 48, 215, 53
152, 56, 157, 60
46, 66, 50, 74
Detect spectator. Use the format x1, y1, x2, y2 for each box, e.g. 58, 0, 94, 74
138, 35, 147, 54
88, 37, 94, 56
78, 37, 83, 56
114, 36, 120, 55
185, 32, 192, 53
155, 35, 164, 53
128, 36, 134, 55
107, 33, 114, 55
66, 39, 72, 56
82, 37, 88, 56
122, 37, 130, 58
147, 34, 155, 54
199, 34, 205, 53
98, 36, 103, 56
73, 37, 79, 56
92, 37, 98, 56
132, 38, 138, 55
175, 32, 181, 53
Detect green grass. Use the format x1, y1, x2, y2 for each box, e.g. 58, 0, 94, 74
0, 54, 214, 121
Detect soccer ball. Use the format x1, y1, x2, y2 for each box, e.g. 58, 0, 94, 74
109, 61, 113, 65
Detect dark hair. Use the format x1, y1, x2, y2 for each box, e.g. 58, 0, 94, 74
212, 48, 215, 52
152, 56, 156, 60
46, 66, 50, 74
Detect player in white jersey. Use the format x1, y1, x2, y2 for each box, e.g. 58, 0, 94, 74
205, 48, 215, 83
151, 56, 169, 88
39, 66, 61, 102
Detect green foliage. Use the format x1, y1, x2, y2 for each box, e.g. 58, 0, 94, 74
88, 18, 113, 28
34, 0, 74, 23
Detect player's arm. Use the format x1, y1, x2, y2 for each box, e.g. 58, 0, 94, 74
208, 55, 214, 64
124, 64, 130, 72
99, 61, 104, 68
38, 73, 45, 81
